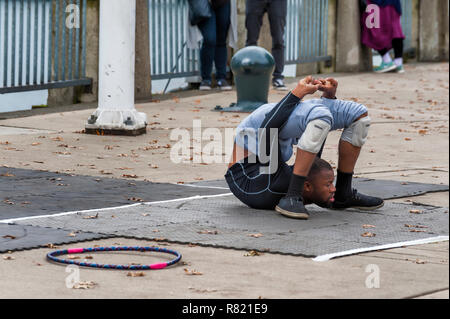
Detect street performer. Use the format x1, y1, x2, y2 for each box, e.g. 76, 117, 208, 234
225, 76, 384, 219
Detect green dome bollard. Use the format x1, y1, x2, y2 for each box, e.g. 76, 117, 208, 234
215, 46, 275, 113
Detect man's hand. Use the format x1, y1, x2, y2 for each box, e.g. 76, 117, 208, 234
317, 77, 338, 99
292, 76, 320, 99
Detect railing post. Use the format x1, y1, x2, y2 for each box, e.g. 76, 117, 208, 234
85, 0, 147, 136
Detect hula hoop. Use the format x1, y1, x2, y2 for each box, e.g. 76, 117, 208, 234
46, 246, 182, 270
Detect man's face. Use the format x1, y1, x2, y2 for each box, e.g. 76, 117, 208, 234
306, 169, 336, 208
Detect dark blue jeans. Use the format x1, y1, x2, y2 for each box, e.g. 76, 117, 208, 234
197, 1, 231, 81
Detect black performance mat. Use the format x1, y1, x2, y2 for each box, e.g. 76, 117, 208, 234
190, 177, 449, 199
11, 195, 449, 258
0, 167, 229, 220
0, 223, 111, 253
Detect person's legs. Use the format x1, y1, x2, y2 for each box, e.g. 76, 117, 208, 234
213, 2, 230, 81
245, 0, 267, 46
374, 48, 396, 73
333, 114, 384, 210
197, 12, 217, 84
392, 38, 404, 73
267, 0, 287, 81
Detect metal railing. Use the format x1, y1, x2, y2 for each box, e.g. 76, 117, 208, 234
0, 0, 91, 94
149, 0, 200, 80
149, 0, 331, 81
285, 0, 330, 65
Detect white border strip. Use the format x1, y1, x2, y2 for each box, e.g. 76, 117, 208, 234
0, 193, 232, 224
173, 183, 230, 190
312, 236, 449, 262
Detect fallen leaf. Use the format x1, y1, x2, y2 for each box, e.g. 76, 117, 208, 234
2, 235, 16, 239
68, 232, 77, 237
404, 137, 412, 141
184, 268, 203, 275
83, 213, 99, 219
409, 209, 422, 214
3, 256, 15, 260
122, 174, 138, 178
127, 272, 146, 277
31, 142, 41, 146
361, 232, 376, 237
72, 281, 97, 289
0, 172, 15, 177
244, 250, 263, 257
362, 224, 376, 229
129, 197, 144, 202
248, 233, 263, 238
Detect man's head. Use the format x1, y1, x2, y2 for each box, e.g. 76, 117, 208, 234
302, 158, 336, 208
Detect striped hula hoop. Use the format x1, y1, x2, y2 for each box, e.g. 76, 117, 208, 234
47, 246, 182, 270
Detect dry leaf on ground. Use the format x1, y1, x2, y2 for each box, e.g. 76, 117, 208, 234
184, 268, 203, 275
127, 272, 146, 277
72, 281, 97, 289
361, 232, 376, 237
244, 250, 263, 257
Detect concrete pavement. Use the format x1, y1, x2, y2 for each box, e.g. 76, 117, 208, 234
0, 62, 448, 299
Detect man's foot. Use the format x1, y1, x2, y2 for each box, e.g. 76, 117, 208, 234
374, 61, 397, 73
395, 65, 405, 74
217, 79, 232, 91
272, 78, 288, 91
275, 196, 309, 219
199, 80, 212, 91
332, 189, 384, 210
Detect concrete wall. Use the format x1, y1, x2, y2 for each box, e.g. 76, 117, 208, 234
419, 0, 449, 61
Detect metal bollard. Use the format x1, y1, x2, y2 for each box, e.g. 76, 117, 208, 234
215, 46, 275, 112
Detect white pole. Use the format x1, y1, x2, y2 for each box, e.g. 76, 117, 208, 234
85, 0, 147, 134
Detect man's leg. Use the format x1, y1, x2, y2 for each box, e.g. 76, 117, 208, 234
275, 119, 331, 219
245, 0, 266, 46
214, 2, 231, 81
267, 0, 287, 82
334, 114, 384, 210
197, 11, 217, 84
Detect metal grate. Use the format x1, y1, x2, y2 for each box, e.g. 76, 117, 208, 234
0, 0, 91, 94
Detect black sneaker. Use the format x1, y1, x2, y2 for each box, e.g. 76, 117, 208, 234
216, 79, 232, 91
275, 196, 309, 219
272, 78, 288, 91
332, 189, 384, 210
199, 80, 212, 91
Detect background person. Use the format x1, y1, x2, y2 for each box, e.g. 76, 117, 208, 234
245, 0, 288, 90
361, 0, 406, 73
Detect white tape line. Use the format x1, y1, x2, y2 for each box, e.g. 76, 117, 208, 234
312, 235, 449, 262
176, 183, 230, 190
0, 192, 233, 224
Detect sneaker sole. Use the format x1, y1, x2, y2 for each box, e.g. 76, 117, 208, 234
273, 86, 288, 91
374, 64, 397, 73
332, 201, 385, 211
275, 205, 309, 219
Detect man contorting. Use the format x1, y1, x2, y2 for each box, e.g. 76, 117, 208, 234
225, 76, 384, 219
